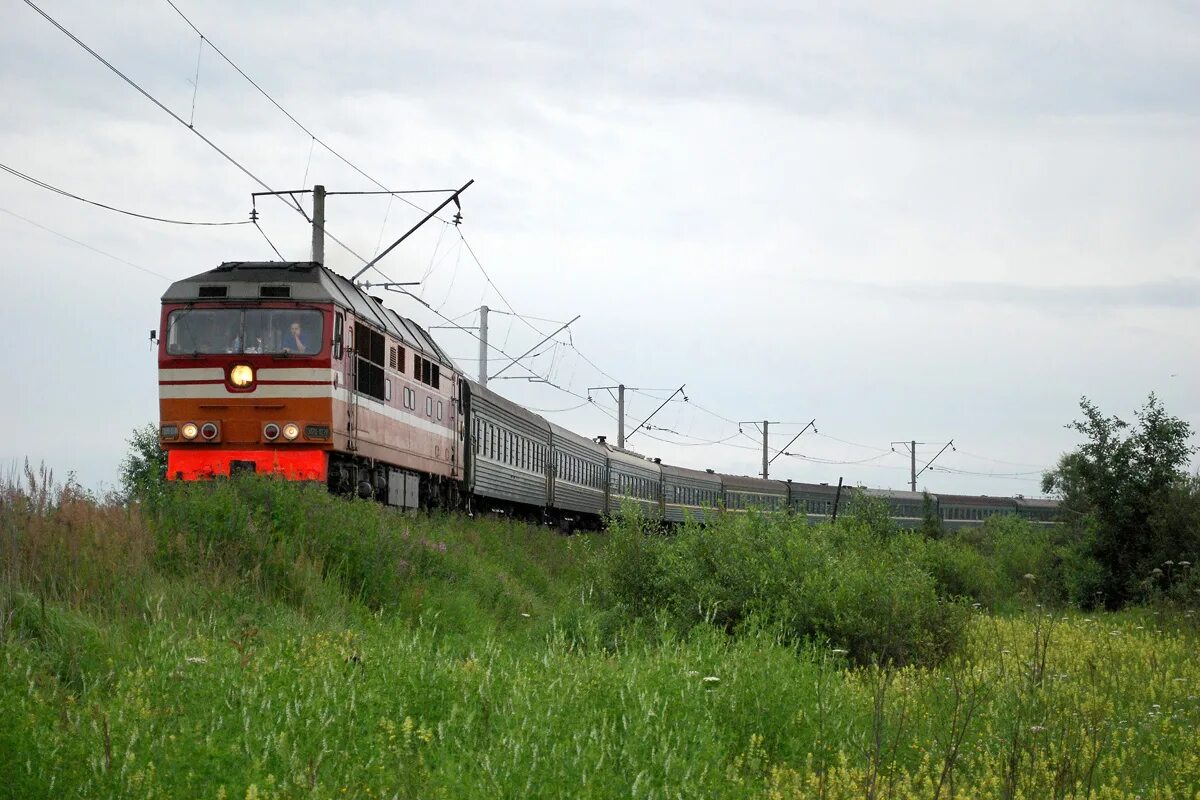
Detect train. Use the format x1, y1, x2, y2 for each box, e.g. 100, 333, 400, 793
157, 260, 1058, 530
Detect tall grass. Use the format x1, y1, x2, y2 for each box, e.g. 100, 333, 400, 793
3, 470, 1199, 798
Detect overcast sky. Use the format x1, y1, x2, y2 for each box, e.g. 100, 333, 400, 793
2, 0, 1198, 496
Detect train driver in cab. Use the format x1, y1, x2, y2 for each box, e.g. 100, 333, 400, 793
282, 320, 310, 354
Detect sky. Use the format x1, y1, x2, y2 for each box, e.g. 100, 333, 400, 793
2, 0, 1198, 496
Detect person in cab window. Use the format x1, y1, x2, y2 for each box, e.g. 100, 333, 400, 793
283, 320, 309, 353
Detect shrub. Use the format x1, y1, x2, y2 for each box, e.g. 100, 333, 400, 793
598, 508, 968, 667
152, 477, 447, 610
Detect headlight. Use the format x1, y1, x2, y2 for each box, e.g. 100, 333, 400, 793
229, 364, 254, 387
263, 423, 281, 441
282, 423, 300, 441
181, 422, 199, 440
200, 422, 218, 440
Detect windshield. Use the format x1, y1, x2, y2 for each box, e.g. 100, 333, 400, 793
167, 309, 324, 355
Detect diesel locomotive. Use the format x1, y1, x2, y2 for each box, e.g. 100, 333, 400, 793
158, 260, 1058, 528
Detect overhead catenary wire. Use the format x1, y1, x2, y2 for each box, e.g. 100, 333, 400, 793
0, 205, 170, 281
253, 221, 285, 260
0, 161, 250, 226
161, 0, 444, 223
23, 0, 372, 267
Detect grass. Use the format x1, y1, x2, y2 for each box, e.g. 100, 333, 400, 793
2, 468, 1199, 799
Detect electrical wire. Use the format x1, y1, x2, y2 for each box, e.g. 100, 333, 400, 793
814, 432, 893, 453
23, 0, 371, 266
253, 221, 284, 260
950, 449, 1047, 469
161, 0, 443, 223
524, 401, 593, 414
0, 206, 170, 281
0, 161, 250, 226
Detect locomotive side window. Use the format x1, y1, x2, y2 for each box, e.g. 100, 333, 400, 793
354, 323, 386, 401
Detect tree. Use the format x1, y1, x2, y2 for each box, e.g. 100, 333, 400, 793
920, 491, 944, 539
1042, 394, 1194, 608
119, 423, 167, 506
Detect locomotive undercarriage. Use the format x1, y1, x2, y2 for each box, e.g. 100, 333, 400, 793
327, 452, 459, 511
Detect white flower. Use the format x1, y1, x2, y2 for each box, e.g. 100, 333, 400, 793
185, 656, 207, 665
703, 676, 720, 683
831, 648, 849, 655
519, 613, 531, 618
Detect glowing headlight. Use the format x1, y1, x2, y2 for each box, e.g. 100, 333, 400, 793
181, 422, 199, 440
263, 423, 281, 441
282, 423, 300, 441
229, 364, 254, 387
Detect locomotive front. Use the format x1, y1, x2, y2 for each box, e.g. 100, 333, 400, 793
158, 262, 336, 482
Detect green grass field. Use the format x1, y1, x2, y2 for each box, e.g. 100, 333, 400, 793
2, 473, 1198, 799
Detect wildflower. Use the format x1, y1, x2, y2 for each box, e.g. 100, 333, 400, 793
1023, 573, 1036, 581
1110, 630, 1121, 636
185, 657, 207, 665
831, 648, 849, 655
520, 612, 531, 618
1163, 560, 1175, 567
1180, 560, 1192, 567
703, 676, 720, 683
685, 670, 699, 677
1029, 725, 1045, 733
1151, 568, 1163, 577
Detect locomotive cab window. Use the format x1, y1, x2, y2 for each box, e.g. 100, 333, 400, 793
166, 308, 324, 356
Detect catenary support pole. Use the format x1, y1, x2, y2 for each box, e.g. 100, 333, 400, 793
311, 184, 325, 264
911, 439, 917, 492
618, 384, 625, 449
763, 420, 770, 479
478, 305, 489, 388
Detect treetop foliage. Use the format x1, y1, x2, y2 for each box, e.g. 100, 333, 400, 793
1043, 393, 1196, 608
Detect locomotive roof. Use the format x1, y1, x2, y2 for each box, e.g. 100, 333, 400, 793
162, 261, 453, 366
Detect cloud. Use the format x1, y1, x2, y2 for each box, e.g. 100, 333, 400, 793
834, 277, 1200, 310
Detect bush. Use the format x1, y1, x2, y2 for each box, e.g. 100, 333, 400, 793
152, 477, 449, 610
119, 424, 167, 507
598, 508, 968, 667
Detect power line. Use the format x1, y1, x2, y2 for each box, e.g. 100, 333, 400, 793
253, 221, 284, 260
23, 0, 370, 266
951, 449, 1046, 469
0, 161, 249, 226
814, 432, 893, 453
161, 0, 441, 222
0, 206, 170, 281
